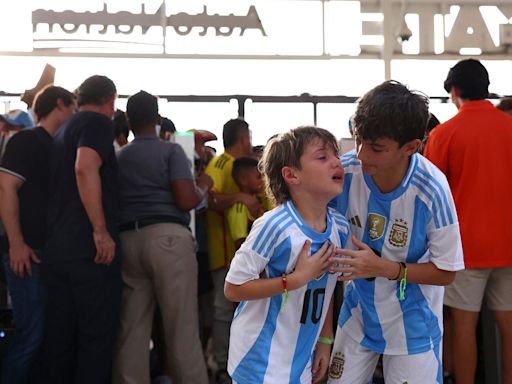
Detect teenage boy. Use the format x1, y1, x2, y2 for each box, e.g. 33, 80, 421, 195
224, 126, 350, 384
328, 81, 464, 384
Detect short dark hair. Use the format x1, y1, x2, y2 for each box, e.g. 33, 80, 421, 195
76, 75, 116, 107
353, 81, 429, 147
126, 90, 159, 133
260, 126, 339, 205
496, 97, 512, 113
33, 85, 75, 120
232, 157, 259, 185
160, 117, 176, 134
426, 113, 440, 135
443, 59, 489, 100
223, 118, 249, 149
113, 109, 129, 139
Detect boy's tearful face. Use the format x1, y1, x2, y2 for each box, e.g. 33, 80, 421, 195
296, 138, 345, 201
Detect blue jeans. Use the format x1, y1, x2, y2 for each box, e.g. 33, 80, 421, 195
2, 252, 46, 384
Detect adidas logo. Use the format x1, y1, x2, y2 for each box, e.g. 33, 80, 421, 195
349, 215, 362, 228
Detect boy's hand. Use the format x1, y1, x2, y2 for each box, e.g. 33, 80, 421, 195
329, 235, 383, 280
294, 240, 334, 284
312, 342, 331, 383
238, 193, 262, 217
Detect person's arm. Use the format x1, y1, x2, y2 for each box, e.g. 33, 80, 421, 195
312, 296, 334, 383
172, 173, 213, 212
224, 240, 335, 302
169, 144, 213, 211
208, 191, 262, 217
0, 173, 40, 277
330, 235, 455, 285
234, 238, 245, 250
75, 147, 115, 265
205, 158, 262, 216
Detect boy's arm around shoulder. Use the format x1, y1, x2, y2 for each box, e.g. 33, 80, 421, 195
205, 160, 261, 214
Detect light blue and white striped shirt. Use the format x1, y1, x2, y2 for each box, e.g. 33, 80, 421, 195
226, 200, 349, 384
332, 152, 464, 355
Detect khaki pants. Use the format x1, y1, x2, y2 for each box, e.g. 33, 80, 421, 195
112, 223, 208, 384
212, 267, 234, 372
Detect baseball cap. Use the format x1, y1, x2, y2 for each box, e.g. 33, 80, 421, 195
0, 109, 35, 128
188, 128, 217, 142
443, 59, 489, 99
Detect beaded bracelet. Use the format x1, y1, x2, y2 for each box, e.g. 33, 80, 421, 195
399, 262, 407, 301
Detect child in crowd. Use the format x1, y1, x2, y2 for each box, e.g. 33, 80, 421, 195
328, 81, 464, 383
224, 126, 350, 384
227, 157, 265, 250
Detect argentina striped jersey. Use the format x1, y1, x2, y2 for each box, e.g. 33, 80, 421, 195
331, 152, 464, 355
226, 200, 350, 383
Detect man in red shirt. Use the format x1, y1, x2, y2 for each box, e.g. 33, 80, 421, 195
425, 59, 512, 384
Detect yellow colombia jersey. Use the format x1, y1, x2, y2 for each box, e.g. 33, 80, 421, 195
205, 152, 239, 270
226, 201, 263, 244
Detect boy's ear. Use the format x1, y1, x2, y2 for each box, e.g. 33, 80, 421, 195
281, 166, 300, 185
402, 139, 422, 155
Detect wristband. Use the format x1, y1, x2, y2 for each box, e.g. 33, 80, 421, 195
399, 262, 407, 301
318, 336, 334, 345
280, 274, 289, 314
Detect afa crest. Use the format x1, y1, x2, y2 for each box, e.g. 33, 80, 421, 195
389, 218, 408, 247
367, 213, 386, 241
329, 351, 345, 379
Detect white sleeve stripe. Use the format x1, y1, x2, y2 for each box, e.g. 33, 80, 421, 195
252, 209, 287, 251
402, 154, 418, 187
411, 179, 442, 229
0, 167, 26, 182
285, 201, 302, 226
413, 175, 446, 227
416, 167, 454, 223
260, 218, 293, 256
331, 213, 350, 232
254, 216, 291, 255
412, 174, 454, 227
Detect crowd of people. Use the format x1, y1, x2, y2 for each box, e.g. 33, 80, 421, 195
0, 58, 511, 384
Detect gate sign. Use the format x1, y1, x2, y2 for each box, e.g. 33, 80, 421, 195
1, 1, 511, 56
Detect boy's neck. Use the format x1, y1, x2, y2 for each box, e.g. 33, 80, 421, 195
292, 193, 328, 233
